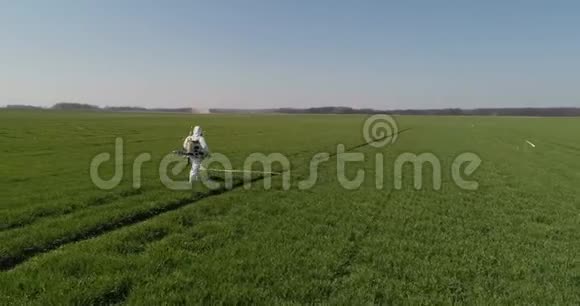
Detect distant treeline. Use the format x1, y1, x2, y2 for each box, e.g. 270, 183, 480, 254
5, 104, 45, 110
4, 104, 580, 116
210, 106, 580, 116
3, 103, 197, 113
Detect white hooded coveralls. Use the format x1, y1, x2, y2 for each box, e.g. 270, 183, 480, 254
182, 126, 210, 183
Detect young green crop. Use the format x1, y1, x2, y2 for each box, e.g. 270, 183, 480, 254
1, 110, 579, 304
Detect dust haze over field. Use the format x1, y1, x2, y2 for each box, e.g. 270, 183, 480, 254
1, 110, 579, 304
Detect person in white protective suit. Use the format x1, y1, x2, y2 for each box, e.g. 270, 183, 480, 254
182, 126, 210, 183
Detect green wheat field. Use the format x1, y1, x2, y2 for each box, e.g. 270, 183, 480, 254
1, 110, 579, 304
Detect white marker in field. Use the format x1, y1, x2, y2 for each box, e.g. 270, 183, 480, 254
526, 140, 536, 148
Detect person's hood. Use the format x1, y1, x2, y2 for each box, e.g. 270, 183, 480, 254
192, 126, 203, 140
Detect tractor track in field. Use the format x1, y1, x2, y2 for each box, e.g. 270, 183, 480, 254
306, 129, 412, 298
1, 128, 410, 272
325, 190, 395, 296
89, 279, 132, 305
546, 140, 580, 155
0, 189, 145, 232
0, 176, 266, 271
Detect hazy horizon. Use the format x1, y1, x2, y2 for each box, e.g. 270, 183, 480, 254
3, 102, 580, 111
2, 1, 580, 109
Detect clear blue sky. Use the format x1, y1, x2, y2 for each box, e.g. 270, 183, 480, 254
2, 0, 580, 109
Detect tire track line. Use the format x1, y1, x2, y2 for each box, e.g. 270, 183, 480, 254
0, 176, 265, 271
0, 189, 145, 232
1, 127, 410, 271
325, 190, 395, 297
